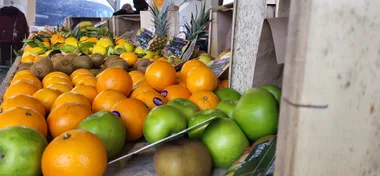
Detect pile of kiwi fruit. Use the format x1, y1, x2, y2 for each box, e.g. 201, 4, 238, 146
17, 50, 134, 81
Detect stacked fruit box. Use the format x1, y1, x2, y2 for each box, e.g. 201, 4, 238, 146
0, 4, 281, 176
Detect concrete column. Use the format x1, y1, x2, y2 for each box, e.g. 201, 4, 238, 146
275, 0, 380, 175
229, 0, 266, 93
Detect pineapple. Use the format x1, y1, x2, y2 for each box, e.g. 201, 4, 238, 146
148, 3, 169, 52
183, 3, 212, 58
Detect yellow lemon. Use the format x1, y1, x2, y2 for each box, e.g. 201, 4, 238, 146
29, 47, 44, 54
143, 50, 154, 59
65, 37, 78, 47
87, 37, 98, 43
97, 39, 112, 48
22, 50, 38, 58
123, 42, 135, 52
92, 45, 107, 55
80, 36, 89, 42
114, 45, 124, 51
134, 47, 144, 54
42, 42, 51, 48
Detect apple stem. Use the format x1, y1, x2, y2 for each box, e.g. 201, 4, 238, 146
63, 133, 71, 140
0, 152, 4, 161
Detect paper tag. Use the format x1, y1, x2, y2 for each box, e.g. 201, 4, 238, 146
161, 37, 190, 58
181, 37, 198, 61
208, 52, 231, 77
133, 28, 156, 50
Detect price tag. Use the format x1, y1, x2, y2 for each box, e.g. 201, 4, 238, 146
181, 38, 198, 61
161, 37, 190, 58
208, 52, 231, 78
133, 28, 156, 50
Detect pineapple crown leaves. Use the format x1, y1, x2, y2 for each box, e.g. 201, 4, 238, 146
184, 3, 212, 42
149, 3, 170, 37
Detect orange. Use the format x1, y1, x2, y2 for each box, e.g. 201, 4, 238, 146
10, 74, 42, 89
51, 92, 91, 111
72, 74, 94, 85
70, 69, 94, 79
76, 77, 97, 87
47, 103, 93, 138
92, 89, 126, 112
134, 79, 149, 88
0, 107, 47, 136
135, 91, 168, 109
13, 70, 32, 79
86, 37, 98, 43
116, 38, 127, 45
189, 91, 219, 110
43, 71, 71, 82
3, 81, 39, 101
41, 130, 107, 176
131, 74, 145, 87
221, 79, 229, 88
145, 61, 177, 91
120, 52, 138, 66
43, 76, 73, 88
1, 94, 46, 117
129, 85, 157, 98
33, 88, 62, 112
46, 82, 72, 93
128, 70, 144, 78
161, 85, 191, 101
112, 98, 149, 141
42, 41, 50, 48
71, 85, 98, 103
50, 34, 65, 45
23, 45, 33, 52
186, 66, 218, 93
179, 60, 206, 83
20, 55, 35, 63
96, 68, 133, 96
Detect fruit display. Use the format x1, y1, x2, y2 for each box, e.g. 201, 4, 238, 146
0, 5, 282, 175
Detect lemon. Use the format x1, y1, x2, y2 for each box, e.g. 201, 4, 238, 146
92, 45, 107, 55
29, 47, 44, 54
116, 38, 127, 45
65, 37, 78, 47
42, 42, 50, 48
97, 39, 112, 48
123, 42, 135, 52
114, 45, 124, 51
143, 50, 154, 59
41, 50, 52, 56
22, 51, 38, 58
134, 47, 144, 54
80, 36, 89, 42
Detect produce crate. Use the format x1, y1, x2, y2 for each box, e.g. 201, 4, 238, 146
63, 17, 110, 29
108, 14, 141, 39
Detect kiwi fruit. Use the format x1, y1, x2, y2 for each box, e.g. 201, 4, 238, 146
133, 58, 149, 70
106, 59, 128, 71
48, 50, 62, 58
31, 57, 54, 80
18, 62, 34, 69
16, 67, 31, 72
53, 57, 75, 75
89, 69, 101, 76
90, 53, 105, 69
51, 55, 64, 64
104, 56, 122, 67
137, 60, 153, 73
64, 53, 78, 62
72, 56, 93, 69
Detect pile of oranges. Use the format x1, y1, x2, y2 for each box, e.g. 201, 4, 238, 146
0, 57, 229, 175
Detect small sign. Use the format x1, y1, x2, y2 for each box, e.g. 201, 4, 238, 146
161, 37, 190, 58
225, 136, 277, 176
208, 52, 231, 78
181, 37, 198, 61
133, 28, 156, 50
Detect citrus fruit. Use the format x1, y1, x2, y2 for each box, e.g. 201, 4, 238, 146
1, 94, 46, 117
71, 85, 98, 103
33, 88, 62, 112
87, 37, 98, 43
47, 103, 93, 138
259, 84, 282, 102
131, 74, 145, 87
145, 61, 177, 91
97, 39, 112, 48
221, 79, 229, 88
43, 72, 71, 83
21, 55, 35, 63
186, 66, 218, 93
112, 98, 149, 141
72, 74, 94, 85
46, 82, 72, 93
161, 85, 191, 101
65, 37, 78, 47
116, 38, 127, 45
179, 60, 207, 83
189, 91, 220, 110
77, 111, 126, 159
13, 70, 32, 79
70, 69, 94, 79
134, 79, 149, 88
120, 52, 138, 66
128, 70, 144, 78
3, 81, 40, 101
42, 76, 73, 88
135, 91, 168, 109
51, 92, 91, 111
0, 107, 47, 136
123, 42, 135, 52
129, 85, 157, 98
41, 130, 107, 176
96, 68, 133, 96
10, 74, 42, 89
92, 89, 126, 112
215, 88, 241, 101
76, 77, 97, 87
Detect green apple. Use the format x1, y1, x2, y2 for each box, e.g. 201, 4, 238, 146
198, 55, 213, 65
201, 118, 249, 168
123, 42, 135, 52
233, 88, 279, 141
215, 88, 241, 101
216, 100, 238, 119
260, 84, 282, 102
77, 111, 126, 159
143, 105, 187, 143
143, 50, 154, 59
167, 98, 199, 122
0, 126, 48, 175
188, 109, 228, 140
